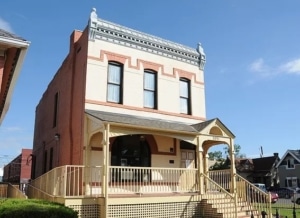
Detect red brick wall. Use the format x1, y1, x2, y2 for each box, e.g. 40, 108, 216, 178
20, 149, 32, 181
0, 48, 18, 110
0, 56, 4, 91
32, 28, 89, 178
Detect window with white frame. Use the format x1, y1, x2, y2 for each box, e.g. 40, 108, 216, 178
179, 78, 191, 114
286, 177, 298, 188
107, 62, 123, 103
144, 70, 157, 109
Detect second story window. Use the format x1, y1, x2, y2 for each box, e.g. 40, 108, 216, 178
179, 78, 191, 114
144, 70, 157, 109
287, 159, 295, 169
107, 62, 123, 103
53, 92, 59, 128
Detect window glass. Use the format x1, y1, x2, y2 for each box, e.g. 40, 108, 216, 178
287, 159, 295, 168
144, 71, 156, 108
107, 63, 122, 103
179, 79, 190, 114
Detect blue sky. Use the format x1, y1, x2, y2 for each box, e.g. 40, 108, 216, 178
1, 1, 300, 174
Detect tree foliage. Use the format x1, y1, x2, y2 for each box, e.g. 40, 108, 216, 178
208, 144, 246, 170
208, 151, 223, 160
223, 144, 245, 158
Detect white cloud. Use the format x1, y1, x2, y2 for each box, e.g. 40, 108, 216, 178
0, 126, 22, 132
0, 168, 3, 177
0, 17, 13, 32
1, 126, 22, 132
249, 58, 274, 78
249, 58, 266, 73
279, 58, 300, 75
249, 57, 300, 79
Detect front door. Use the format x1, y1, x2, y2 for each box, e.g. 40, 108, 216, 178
180, 150, 195, 169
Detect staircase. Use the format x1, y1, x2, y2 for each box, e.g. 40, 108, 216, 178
200, 192, 260, 218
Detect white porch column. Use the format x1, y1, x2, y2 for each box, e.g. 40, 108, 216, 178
229, 139, 238, 218
229, 139, 236, 194
102, 123, 110, 218
197, 136, 204, 194
101, 123, 110, 195
205, 153, 209, 174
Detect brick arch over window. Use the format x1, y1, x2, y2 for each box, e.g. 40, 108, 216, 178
105, 53, 127, 65
90, 50, 204, 85
144, 68, 157, 73
141, 61, 161, 72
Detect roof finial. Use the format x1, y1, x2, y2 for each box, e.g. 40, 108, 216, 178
90, 8, 97, 20
89, 8, 98, 40
197, 42, 206, 70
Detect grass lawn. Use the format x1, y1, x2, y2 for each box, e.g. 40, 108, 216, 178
272, 208, 300, 217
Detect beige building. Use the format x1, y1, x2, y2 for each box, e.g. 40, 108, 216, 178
28, 8, 272, 218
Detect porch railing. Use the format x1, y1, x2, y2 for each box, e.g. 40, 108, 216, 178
28, 165, 103, 198
28, 165, 199, 198
109, 166, 199, 194
7, 183, 27, 199
208, 169, 272, 217
201, 173, 237, 216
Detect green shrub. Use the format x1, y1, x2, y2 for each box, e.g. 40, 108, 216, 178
0, 199, 78, 218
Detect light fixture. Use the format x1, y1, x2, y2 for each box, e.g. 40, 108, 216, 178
54, 133, 60, 141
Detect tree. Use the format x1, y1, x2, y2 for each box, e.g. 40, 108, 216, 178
208, 151, 223, 160
209, 144, 246, 170
223, 144, 246, 158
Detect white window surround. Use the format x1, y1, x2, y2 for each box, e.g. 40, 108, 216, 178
286, 177, 297, 188
287, 158, 295, 169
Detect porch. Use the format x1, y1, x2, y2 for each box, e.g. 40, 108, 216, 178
27, 166, 272, 218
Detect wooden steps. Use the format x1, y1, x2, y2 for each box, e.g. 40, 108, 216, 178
200, 193, 260, 218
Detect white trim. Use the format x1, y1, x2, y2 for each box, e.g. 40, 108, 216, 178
0, 37, 30, 48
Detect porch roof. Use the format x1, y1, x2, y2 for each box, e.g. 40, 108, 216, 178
85, 110, 199, 133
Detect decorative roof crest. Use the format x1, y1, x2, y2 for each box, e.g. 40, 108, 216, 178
88, 8, 206, 70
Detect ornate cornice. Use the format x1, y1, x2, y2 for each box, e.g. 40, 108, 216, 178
88, 8, 206, 70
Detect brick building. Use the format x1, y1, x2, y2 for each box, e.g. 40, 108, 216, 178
3, 148, 32, 191
27, 8, 253, 218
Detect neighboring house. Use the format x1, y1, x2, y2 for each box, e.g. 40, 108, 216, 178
276, 149, 300, 188
28, 8, 266, 218
0, 29, 30, 125
235, 158, 254, 180
225, 153, 280, 188
3, 149, 32, 192
250, 153, 280, 188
